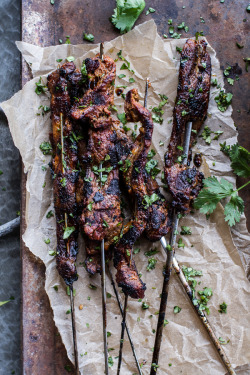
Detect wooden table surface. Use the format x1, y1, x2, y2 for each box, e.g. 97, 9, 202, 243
21, 1, 250, 373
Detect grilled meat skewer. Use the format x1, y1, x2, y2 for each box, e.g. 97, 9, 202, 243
47, 62, 80, 284
47, 61, 82, 374
165, 38, 211, 213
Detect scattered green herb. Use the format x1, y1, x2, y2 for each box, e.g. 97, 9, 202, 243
147, 258, 157, 271
218, 302, 227, 314
146, 7, 155, 15
63, 226, 75, 239
142, 193, 159, 209
144, 248, 159, 257
142, 301, 149, 309
40, 142, 52, 155
35, 77, 47, 95
173, 306, 181, 314
83, 33, 94, 42
180, 226, 192, 235
46, 210, 54, 218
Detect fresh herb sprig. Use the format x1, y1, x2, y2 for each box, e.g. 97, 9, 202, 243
111, 0, 145, 34
195, 144, 250, 226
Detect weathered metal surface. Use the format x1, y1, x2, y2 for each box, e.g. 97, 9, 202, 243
21, 0, 249, 373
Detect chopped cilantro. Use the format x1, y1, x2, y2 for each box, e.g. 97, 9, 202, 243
180, 226, 192, 235
146, 7, 155, 15
236, 42, 244, 49
178, 238, 185, 248
218, 337, 230, 344
83, 33, 94, 42
65, 36, 71, 44
66, 56, 75, 62
133, 248, 140, 254
143, 193, 159, 209
88, 284, 97, 290
142, 301, 149, 309
218, 302, 227, 314
147, 258, 157, 271
214, 89, 233, 112
117, 112, 127, 125
35, 77, 47, 95
63, 226, 75, 239
171, 32, 182, 39
40, 142, 52, 155
173, 306, 181, 314
108, 356, 114, 367
144, 248, 158, 257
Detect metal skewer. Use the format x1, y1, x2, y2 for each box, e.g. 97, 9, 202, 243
60, 113, 80, 375
117, 78, 149, 375
150, 121, 236, 375
160, 237, 236, 375
99, 42, 109, 375
106, 266, 143, 375
150, 121, 192, 375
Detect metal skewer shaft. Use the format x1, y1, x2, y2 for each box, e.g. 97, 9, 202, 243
69, 284, 79, 374
117, 78, 149, 375
99, 163, 109, 375
160, 238, 236, 375
98, 42, 109, 375
117, 294, 128, 375
60, 113, 80, 374
106, 266, 143, 375
150, 122, 192, 375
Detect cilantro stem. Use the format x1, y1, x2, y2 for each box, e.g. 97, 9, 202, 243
235, 180, 250, 192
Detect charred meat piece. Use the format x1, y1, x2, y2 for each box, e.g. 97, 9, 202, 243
81, 167, 122, 244
47, 62, 82, 284
113, 89, 154, 299
165, 38, 211, 167
71, 54, 116, 120
71, 57, 124, 274
164, 39, 211, 212
165, 164, 204, 213
144, 173, 172, 241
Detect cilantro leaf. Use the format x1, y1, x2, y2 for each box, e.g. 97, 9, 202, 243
224, 193, 244, 226
117, 112, 127, 125
203, 177, 234, 196
229, 144, 250, 178
63, 226, 75, 239
111, 0, 146, 34
195, 176, 246, 227
194, 177, 234, 215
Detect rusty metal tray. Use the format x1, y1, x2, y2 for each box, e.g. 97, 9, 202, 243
21, 1, 249, 373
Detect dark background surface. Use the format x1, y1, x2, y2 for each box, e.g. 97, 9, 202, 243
0, 0, 249, 374
0, 0, 21, 374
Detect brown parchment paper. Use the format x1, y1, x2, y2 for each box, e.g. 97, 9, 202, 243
1, 20, 250, 374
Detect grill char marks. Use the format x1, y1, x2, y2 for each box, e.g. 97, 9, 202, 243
70, 54, 116, 120
165, 39, 211, 167
70, 54, 124, 275
113, 89, 154, 299
164, 39, 211, 213
166, 164, 204, 213
47, 62, 82, 285
144, 174, 172, 241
